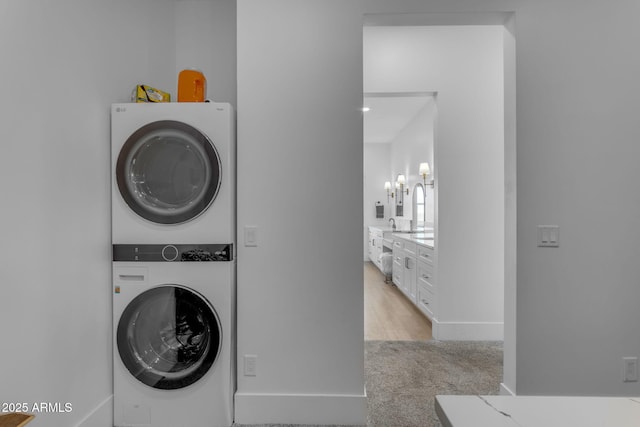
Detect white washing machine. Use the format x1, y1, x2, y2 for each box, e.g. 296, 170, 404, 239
113, 244, 234, 427
111, 103, 234, 244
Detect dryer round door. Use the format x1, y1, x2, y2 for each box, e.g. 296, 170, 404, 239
116, 120, 222, 224
117, 285, 222, 390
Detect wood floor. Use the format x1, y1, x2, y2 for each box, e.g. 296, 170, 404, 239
364, 261, 432, 341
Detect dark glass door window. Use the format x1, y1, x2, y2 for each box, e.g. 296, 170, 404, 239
116, 120, 221, 224
117, 286, 221, 390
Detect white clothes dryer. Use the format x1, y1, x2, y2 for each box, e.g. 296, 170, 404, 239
111, 103, 234, 244
113, 244, 234, 427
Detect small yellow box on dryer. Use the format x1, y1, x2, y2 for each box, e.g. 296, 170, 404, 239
132, 85, 171, 103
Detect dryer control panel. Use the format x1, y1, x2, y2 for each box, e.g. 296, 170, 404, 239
113, 244, 233, 262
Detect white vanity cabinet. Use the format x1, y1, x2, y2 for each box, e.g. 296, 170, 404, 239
391, 239, 404, 287
391, 234, 437, 323
417, 245, 434, 268
416, 245, 436, 319
368, 227, 384, 269
368, 226, 396, 276
402, 242, 417, 302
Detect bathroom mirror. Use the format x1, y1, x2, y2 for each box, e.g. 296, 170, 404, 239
395, 175, 406, 217
396, 201, 403, 217
395, 186, 404, 217
412, 183, 425, 228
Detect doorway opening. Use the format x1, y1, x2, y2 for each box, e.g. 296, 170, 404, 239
362, 13, 517, 395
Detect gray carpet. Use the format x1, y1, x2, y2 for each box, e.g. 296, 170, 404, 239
235, 340, 503, 427
365, 340, 503, 427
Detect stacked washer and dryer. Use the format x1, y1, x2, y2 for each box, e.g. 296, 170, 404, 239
110, 103, 235, 427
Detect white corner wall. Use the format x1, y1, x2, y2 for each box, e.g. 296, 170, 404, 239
236, 0, 366, 424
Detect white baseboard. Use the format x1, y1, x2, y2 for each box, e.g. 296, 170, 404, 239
433, 319, 504, 341
500, 382, 515, 396
75, 395, 112, 427
234, 392, 367, 425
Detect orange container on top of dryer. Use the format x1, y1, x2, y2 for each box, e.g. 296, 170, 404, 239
178, 69, 207, 102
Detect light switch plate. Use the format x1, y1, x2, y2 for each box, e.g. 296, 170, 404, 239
623, 357, 638, 382
244, 226, 258, 247
244, 355, 257, 376
537, 225, 559, 247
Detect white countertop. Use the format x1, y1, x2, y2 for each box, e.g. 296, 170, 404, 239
435, 395, 640, 427
368, 226, 397, 232
369, 225, 434, 234
391, 232, 434, 249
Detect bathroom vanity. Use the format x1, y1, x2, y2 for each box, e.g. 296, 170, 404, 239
368, 226, 437, 324
391, 232, 436, 323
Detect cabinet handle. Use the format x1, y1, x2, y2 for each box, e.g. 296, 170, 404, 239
422, 274, 430, 280
421, 299, 429, 306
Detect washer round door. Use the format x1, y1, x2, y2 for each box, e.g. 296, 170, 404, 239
116, 120, 222, 224
117, 286, 222, 390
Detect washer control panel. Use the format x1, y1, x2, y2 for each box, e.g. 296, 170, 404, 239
113, 244, 233, 262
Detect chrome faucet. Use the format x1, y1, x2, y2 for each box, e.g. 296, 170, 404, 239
389, 218, 396, 231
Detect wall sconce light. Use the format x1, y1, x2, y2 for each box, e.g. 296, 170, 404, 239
384, 181, 392, 202
396, 174, 409, 196
419, 162, 434, 188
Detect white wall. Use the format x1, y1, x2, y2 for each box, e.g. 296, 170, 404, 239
363, 142, 391, 258
175, 0, 237, 105
0, 2, 235, 426
509, 0, 640, 396
236, 0, 366, 424
0, 2, 174, 426
387, 101, 436, 229
236, 0, 640, 403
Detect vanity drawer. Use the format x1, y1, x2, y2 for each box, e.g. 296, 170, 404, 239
417, 283, 435, 320
417, 262, 435, 292
403, 242, 417, 257
417, 245, 434, 267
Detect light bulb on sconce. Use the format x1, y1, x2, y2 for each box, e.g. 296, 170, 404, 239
396, 174, 409, 196
384, 181, 392, 203
419, 162, 434, 188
